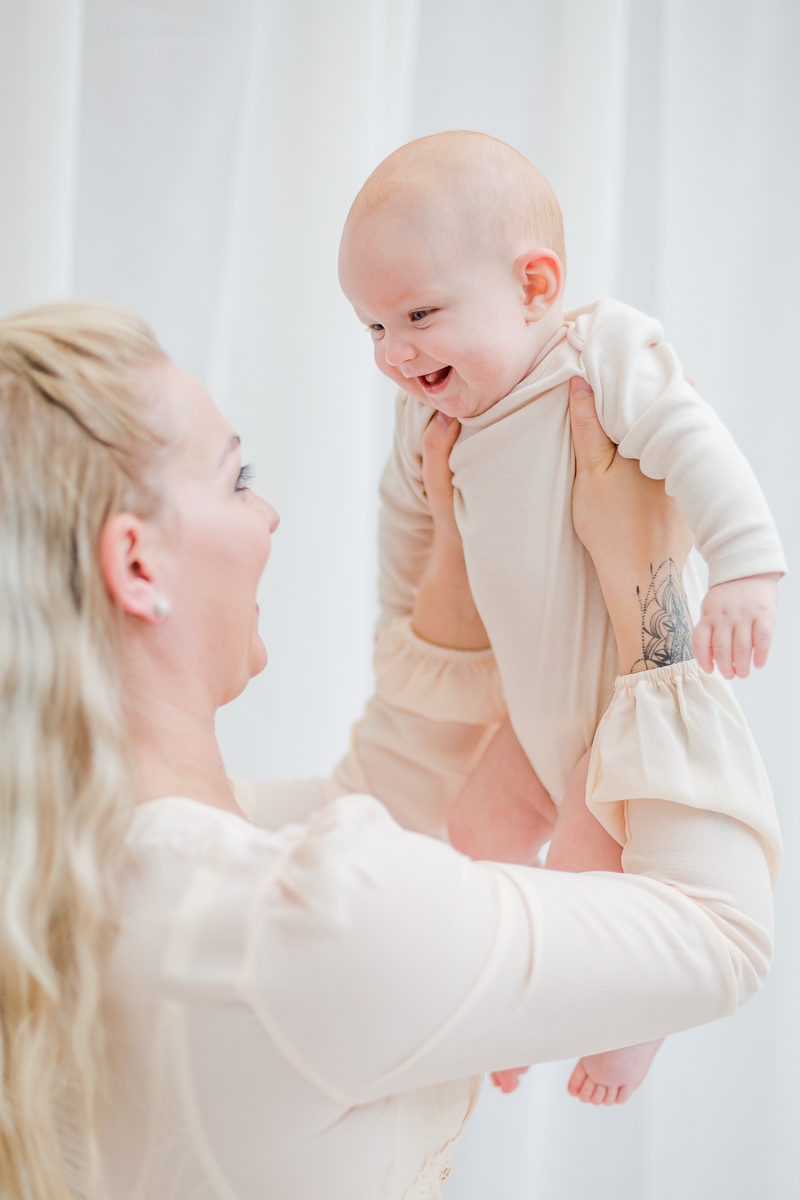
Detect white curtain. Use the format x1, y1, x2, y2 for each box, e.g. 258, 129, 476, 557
0, 2, 797, 1196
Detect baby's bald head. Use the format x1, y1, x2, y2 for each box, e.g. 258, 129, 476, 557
343, 131, 565, 271
339, 133, 567, 419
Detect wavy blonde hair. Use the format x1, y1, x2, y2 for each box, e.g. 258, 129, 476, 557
0, 302, 166, 1198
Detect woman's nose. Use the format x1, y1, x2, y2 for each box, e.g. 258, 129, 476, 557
252, 492, 280, 532
265, 503, 280, 533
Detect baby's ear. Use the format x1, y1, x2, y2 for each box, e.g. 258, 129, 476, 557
515, 249, 562, 320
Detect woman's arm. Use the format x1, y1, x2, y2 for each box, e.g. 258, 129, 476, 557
409, 412, 490, 651
568, 376, 695, 673
235, 382, 776, 1103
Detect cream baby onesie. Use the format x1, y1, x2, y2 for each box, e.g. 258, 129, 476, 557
377, 298, 787, 816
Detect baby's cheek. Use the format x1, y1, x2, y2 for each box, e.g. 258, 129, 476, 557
374, 349, 403, 385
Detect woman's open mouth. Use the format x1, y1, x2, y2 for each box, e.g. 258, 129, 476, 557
417, 366, 452, 394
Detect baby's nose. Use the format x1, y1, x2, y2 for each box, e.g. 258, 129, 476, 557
383, 335, 417, 368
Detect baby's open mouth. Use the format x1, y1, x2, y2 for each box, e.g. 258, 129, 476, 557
417, 366, 452, 393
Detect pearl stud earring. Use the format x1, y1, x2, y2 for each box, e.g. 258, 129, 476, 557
153, 596, 171, 619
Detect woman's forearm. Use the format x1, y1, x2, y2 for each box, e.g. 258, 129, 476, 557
599, 554, 695, 674
411, 537, 490, 651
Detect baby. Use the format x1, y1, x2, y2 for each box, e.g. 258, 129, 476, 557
338, 132, 785, 1105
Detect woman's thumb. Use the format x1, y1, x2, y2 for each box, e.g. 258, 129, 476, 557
568, 376, 614, 473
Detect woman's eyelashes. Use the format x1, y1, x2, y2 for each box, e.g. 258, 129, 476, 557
236, 463, 255, 491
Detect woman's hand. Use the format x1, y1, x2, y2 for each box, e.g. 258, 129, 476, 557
569, 377, 695, 673
410, 413, 490, 650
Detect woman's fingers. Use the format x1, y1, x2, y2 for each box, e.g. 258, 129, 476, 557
568, 376, 615, 477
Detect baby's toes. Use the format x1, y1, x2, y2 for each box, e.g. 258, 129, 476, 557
491, 1068, 524, 1094
567, 1061, 588, 1097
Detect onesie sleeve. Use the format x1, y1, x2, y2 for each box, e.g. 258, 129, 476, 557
569, 300, 787, 586
376, 391, 435, 634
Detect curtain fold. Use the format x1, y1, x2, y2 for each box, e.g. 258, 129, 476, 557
0, 0, 83, 308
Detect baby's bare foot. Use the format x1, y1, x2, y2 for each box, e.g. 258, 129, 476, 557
567, 1038, 663, 1105
490, 1067, 529, 1094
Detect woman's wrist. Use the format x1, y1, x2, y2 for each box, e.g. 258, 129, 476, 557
600, 554, 695, 674
411, 536, 491, 651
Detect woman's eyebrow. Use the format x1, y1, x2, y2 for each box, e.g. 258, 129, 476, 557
218, 434, 241, 467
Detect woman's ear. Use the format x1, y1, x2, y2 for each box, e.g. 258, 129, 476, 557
98, 512, 165, 623
515, 249, 562, 321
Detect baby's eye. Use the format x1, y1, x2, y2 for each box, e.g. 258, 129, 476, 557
409, 310, 433, 323
368, 323, 385, 339
236, 463, 255, 492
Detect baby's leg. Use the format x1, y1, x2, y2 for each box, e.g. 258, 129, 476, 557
448, 720, 557, 865
549, 751, 663, 1104
545, 750, 622, 873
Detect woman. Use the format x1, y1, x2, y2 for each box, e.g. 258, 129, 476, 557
0, 303, 776, 1200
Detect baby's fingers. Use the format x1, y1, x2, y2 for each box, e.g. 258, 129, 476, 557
753, 618, 773, 670
711, 624, 735, 680
692, 619, 714, 674
732, 621, 754, 678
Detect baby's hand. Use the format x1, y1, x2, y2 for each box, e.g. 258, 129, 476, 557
692, 573, 780, 678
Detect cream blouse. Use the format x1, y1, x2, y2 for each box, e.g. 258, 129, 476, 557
99, 621, 776, 1200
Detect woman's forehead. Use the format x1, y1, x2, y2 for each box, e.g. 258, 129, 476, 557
158, 360, 236, 465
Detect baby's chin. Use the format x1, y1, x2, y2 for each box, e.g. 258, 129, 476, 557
411, 380, 503, 420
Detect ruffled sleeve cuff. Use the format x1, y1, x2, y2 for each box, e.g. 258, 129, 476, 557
586, 659, 782, 885
374, 616, 508, 725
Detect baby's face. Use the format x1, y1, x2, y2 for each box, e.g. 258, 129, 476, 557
339, 204, 542, 419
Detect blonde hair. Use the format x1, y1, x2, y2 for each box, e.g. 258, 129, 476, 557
347, 130, 566, 271
0, 302, 166, 1198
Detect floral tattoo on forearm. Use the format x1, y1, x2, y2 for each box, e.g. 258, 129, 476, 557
631, 558, 695, 672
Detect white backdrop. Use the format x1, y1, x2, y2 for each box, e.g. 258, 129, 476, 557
0, 2, 798, 1197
